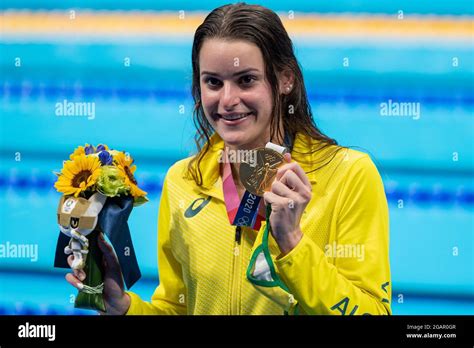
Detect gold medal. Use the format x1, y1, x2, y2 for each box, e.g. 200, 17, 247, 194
240, 148, 285, 196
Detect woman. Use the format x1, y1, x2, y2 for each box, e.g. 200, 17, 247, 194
66, 3, 391, 315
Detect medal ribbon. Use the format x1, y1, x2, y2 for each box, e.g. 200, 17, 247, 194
222, 138, 292, 230
222, 149, 265, 230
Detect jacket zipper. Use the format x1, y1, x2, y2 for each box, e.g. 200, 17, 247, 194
230, 226, 242, 315
235, 225, 242, 244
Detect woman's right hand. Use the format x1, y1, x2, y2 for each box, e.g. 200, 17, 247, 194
65, 232, 131, 315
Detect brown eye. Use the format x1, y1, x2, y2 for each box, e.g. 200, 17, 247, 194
205, 77, 222, 87
240, 75, 256, 85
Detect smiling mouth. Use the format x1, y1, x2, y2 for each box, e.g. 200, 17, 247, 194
216, 112, 254, 121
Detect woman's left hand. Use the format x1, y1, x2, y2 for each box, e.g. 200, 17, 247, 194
263, 153, 312, 256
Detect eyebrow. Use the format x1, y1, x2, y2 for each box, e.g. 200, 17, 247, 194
200, 68, 260, 77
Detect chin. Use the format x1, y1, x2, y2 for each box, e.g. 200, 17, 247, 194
218, 131, 248, 148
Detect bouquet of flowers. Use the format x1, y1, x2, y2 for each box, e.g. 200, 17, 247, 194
53, 144, 144, 311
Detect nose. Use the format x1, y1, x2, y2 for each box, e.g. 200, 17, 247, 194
220, 82, 240, 111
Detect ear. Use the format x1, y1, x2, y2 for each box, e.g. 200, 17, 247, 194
86, 192, 107, 216
278, 69, 295, 95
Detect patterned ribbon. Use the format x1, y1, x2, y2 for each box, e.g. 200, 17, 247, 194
221, 148, 265, 230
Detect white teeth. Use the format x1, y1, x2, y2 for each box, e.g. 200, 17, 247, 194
221, 112, 251, 120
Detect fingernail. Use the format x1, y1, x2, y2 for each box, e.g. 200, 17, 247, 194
77, 282, 84, 290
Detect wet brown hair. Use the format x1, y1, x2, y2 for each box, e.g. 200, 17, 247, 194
188, 2, 342, 186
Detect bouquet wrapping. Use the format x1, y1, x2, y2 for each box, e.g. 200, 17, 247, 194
53, 144, 144, 311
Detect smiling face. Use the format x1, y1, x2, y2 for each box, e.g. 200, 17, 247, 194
199, 39, 278, 151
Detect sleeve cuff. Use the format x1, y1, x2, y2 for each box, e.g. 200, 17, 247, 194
125, 291, 142, 315
275, 233, 311, 265
275, 233, 325, 278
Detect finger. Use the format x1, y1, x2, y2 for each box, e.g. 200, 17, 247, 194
67, 255, 86, 280
283, 153, 292, 163
74, 269, 86, 281
98, 234, 125, 289
98, 233, 113, 257
263, 191, 285, 207
279, 170, 306, 193
271, 179, 297, 199
276, 162, 311, 188
98, 233, 120, 272
65, 273, 84, 290
67, 255, 73, 267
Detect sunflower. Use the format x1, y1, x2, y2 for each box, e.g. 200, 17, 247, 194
114, 151, 147, 197
54, 155, 102, 197
69, 144, 87, 160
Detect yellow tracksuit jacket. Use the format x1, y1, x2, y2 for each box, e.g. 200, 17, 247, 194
126, 132, 391, 315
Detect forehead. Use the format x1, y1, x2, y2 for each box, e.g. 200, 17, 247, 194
199, 39, 265, 75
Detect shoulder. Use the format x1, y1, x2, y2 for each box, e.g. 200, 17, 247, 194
166, 156, 193, 178
333, 149, 389, 228
304, 142, 379, 176
163, 156, 196, 187
328, 147, 383, 192
303, 143, 384, 199
332, 148, 386, 210
342, 148, 382, 184
293, 133, 378, 181
340, 148, 380, 177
